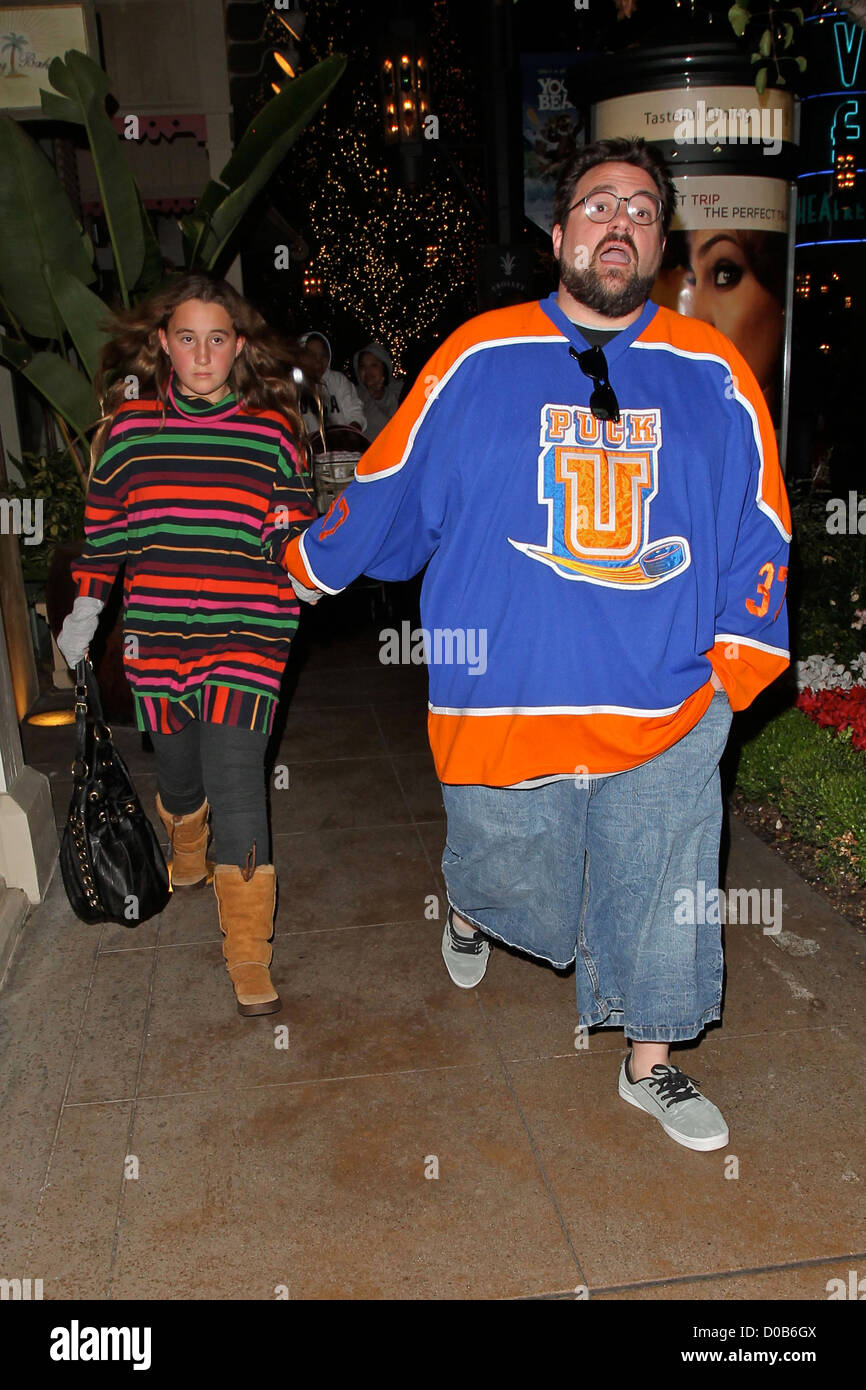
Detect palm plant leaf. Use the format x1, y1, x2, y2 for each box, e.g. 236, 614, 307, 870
0, 346, 98, 437
42, 263, 111, 381
181, 54, 346, 270
46, 50, 145, 303
0, 114, 95, 339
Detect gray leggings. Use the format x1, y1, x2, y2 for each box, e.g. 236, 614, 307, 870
150, 721, 270, 868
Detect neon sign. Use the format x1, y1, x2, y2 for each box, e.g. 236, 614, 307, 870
797, 14, 865, 243
834, 20, 863, 87
829, 20, 863, 163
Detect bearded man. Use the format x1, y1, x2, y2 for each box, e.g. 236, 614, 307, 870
281, 138, 791, 1152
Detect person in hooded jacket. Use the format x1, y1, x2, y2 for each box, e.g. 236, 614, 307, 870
352, 342, 405, 441
298, 331, 366, 437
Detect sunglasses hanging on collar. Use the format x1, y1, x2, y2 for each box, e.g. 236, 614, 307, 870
569, 344, 621, 423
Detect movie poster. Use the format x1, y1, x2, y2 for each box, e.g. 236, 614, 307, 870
522, 53, 587, 235
593, 85, 795, 433
653, 176, 791, 428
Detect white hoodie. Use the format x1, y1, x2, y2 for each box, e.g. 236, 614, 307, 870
298, 332, 367, 436
352, 342, 405, 441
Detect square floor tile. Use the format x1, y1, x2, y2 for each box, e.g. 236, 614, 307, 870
276, 705, 386, 761
269, 757, 411, 836
65, 947, 155, 1104
506, 1028, 866, 1290
273, 824, 437, 931
390, 752, 445, 823
138, 919, 498, 1095
26, 1100, 132, 1300
111, 1070, 579, 1299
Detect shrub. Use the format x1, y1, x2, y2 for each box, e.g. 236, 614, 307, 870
735, 706, 866, 882
788, 485, 866, 667
4, 449, 86, 582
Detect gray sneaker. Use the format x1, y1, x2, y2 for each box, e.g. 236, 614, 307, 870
441, 906, 490, 989
618, 1054, 729, 1151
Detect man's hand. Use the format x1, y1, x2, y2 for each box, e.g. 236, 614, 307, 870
710, 671, 725, 692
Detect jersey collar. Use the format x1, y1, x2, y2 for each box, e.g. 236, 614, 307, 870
539, 291, 658, 364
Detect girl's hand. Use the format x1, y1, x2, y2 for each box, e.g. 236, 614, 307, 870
291, 578, 323, 605
57, 596, 105, 667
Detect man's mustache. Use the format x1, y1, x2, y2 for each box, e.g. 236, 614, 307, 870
595, 234, 638, 259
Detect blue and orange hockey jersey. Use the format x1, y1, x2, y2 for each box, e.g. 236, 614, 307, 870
282, 293, 791, 785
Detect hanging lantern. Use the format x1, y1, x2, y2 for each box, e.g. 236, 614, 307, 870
379, 24, 430, 147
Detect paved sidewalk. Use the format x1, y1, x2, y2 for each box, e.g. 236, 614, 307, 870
2, 593, 865, 1300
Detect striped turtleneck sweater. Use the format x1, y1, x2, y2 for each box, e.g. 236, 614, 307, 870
72, 383, 317, 735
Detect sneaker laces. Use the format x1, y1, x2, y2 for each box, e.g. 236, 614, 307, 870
448, 913, 485, 955
645, 1064, 702, 1109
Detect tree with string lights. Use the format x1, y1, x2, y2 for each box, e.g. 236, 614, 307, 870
304, 101, 480, 373
265, 0, 487, 374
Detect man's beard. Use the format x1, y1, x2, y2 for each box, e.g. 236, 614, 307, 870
559, 248, 659, 318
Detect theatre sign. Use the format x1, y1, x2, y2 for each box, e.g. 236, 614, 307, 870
797, 8, 865, 248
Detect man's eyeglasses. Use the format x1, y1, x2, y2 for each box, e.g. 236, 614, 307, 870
569, 344, 620, 423
569, 188, 663, 227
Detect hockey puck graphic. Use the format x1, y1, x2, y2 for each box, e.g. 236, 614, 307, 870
639, 541, 686, 577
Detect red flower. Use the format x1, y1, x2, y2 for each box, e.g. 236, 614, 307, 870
797, 686, 866, 751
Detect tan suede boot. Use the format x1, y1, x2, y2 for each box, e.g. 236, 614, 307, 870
156, 795, 215, 889
213, 857, 281, 1016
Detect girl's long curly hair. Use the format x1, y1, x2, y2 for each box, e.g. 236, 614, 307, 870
91, 272, 310, 472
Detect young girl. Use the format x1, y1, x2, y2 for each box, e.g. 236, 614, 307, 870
57, 273, 318, 1017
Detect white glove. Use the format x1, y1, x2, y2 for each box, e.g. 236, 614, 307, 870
57, 596, 105, 667
291, 576, 323, 605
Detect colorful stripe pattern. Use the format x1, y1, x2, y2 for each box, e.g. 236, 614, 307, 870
73, 389, 317, 735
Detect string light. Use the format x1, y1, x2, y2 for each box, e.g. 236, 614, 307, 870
835, 151, 856, 191
292, 0, 484, 375
277, 13, 303, 43
303, 264, 324, 297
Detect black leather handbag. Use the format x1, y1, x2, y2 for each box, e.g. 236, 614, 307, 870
59, 660, 170, 926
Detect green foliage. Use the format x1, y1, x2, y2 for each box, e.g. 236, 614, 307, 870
727, 4, 807, 91
788, 486, 866, 666
0, 113, 95, 339
0, 341, 99, 442
45, 51, 146, 303
736, 707, 866, 883
0, 47, 345, 486
728, 5, 750, 38
180, 54, 346, 274
3, 450, 87, 580
41, 263, 111, 380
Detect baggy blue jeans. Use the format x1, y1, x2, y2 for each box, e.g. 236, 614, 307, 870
440, 691, 733, 1041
